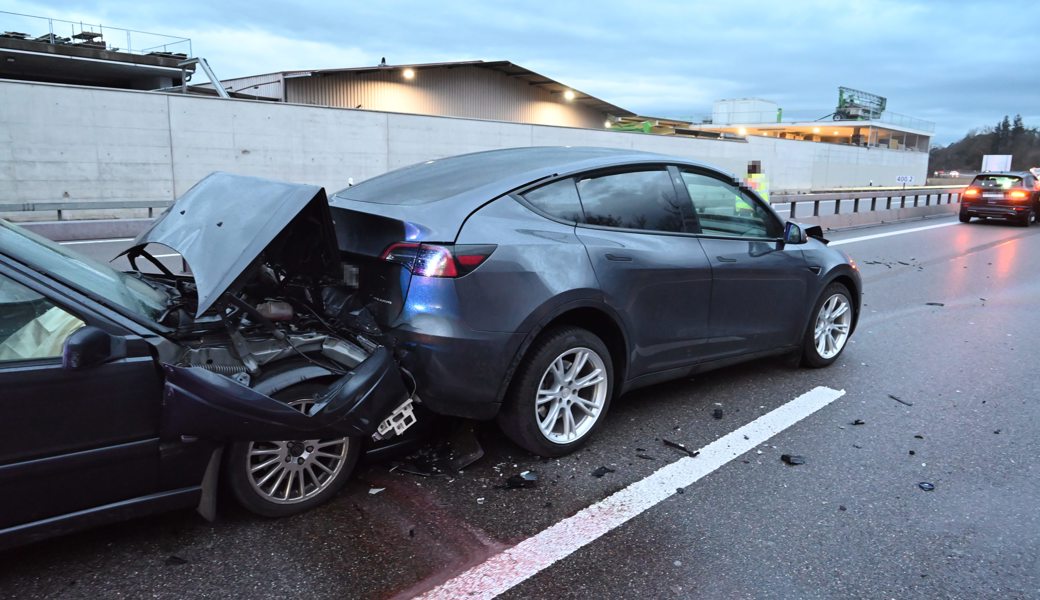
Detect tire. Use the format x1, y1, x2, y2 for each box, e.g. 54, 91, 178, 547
498, 327, 613, 457
226, 381, 361, 517
801, 283, 854, 368
958, 213, 971, 223
1019, 209, 1034, 227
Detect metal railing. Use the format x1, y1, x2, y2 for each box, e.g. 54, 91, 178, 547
1, 10, 191, 56
0, 200, 171, 221
771, 188, 962, 219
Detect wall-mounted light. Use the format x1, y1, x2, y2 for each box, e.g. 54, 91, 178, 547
812, 127, 821, 134
832, 130, 839, 135
737, 127, 748, 136
402, 68, 415, 80
604, 120, 612, 128
563, 89, 576, 101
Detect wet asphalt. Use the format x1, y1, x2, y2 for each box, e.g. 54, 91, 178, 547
2, 215, 1038, 599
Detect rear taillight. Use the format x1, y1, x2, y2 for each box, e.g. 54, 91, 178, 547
1009, 189, 1029, 201
963, 187, 980, 198
380, 243, 496, 278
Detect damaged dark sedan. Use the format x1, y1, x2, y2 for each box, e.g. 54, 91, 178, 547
0, 174, 417, 550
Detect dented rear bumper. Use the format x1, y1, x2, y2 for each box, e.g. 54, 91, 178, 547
161, 347, 411, 441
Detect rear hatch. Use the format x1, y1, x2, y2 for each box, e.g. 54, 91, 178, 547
970, 175, 1027, 204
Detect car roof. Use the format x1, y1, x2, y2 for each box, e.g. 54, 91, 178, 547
331, 146, 728, 207
976, 171, 1031, 177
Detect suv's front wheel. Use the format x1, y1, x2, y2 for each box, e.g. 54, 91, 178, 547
498, 327, 613, 457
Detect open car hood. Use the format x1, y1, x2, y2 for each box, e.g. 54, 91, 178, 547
123, 172, 339, 317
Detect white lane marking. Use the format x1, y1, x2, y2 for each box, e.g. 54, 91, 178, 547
58, 237, 136, 245
829, 221, 958, 246
419, 386, 846, 600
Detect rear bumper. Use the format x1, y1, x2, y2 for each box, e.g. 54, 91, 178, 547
391, 325, 524, 420
961, 202, 1030, 219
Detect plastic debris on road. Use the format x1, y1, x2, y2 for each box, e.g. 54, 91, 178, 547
502, 471, 538, 489
918, 482, 935, 491
712, 408, 724, 420
888, 394, 913, 406
662, 438, 699, 457
781, 454, 806, 465
591, 466, 616, 478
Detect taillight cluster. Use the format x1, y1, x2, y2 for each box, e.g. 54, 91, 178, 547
381, 243, 496, 278
1009, 189, 1030, 201
963, 188, 980, 198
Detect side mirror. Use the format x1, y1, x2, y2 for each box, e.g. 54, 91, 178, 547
783, 221, 808, 245
63, 326, 125, 370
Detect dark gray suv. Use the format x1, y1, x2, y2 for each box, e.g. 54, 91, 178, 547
329, 147, 861, 456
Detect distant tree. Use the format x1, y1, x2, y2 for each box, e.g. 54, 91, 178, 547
1012, 114, 1025, 138
994, 115, 1012, 153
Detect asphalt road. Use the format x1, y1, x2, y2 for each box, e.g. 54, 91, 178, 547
2, 215, 1038, 599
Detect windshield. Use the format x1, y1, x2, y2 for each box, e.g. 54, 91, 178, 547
0, 220, 169, 322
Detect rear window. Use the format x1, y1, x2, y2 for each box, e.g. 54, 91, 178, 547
972, 175, 1023, 189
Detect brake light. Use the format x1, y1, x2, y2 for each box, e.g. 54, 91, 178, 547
380, 243, 496, 277
963, 188, 980, 198
1009, 189, 1029, 200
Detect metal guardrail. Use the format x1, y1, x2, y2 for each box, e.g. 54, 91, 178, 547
0, 200, 172, 220
771, 188, 962, 219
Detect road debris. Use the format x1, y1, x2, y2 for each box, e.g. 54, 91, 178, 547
368, 487, 386, 495
925, 302, 945, 307
388, 423, 484, 477
909, 450, 916, 456
888, 394, 914, 407
591, 466, 616, 478
636, 454, 655, 460
712, 408, 724, 420
852, 419, 865, 425
676, 487, 685, 495
914, 434, 924, 439
164, 556, 188, 566
502, 471, 539, 489
662, 439, 699, 457
780, 454, 805, 465
918, 482, 935, 492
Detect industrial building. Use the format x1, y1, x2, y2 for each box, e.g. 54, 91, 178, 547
217, 61, 632, 129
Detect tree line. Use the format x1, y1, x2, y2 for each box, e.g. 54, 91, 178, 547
928, 115, 1040, 172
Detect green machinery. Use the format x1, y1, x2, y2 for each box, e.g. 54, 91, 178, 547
834, 87, 886, 120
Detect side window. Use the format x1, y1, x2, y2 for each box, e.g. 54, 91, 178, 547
520, 178, 584, 222
0, 274, 85, 363
576, 169, 688, 233
681, 171, 781, 238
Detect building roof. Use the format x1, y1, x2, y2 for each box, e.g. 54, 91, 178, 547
262, 60, 635, 117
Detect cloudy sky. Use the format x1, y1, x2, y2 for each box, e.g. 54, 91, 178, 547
6, 0, 1036, 144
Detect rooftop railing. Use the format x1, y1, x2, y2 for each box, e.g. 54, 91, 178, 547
0, 10, 191, 57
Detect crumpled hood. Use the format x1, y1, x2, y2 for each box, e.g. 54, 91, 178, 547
124, 172, 339, 317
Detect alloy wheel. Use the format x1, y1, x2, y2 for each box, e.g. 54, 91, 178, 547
814, 293, 852, 360
535, 347, 609, 444
245, 399, 349, 504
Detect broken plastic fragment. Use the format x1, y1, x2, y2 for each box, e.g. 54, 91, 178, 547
662, 439, 699, 457
888, 394, 913, 406
591, 466, 616, 478
918, 482, 935, 491
780, 454, 805, 465
925, 302, 945, 307
368, 487, 386, 495
712, 408, 724, 420
636, 454, 655, 460
503, 471, 538, 489
852, 419, 865, 425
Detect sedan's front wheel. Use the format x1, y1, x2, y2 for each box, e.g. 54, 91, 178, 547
226, 381, 361, 517
499, 327, 613, 457
802, 283, 854, 368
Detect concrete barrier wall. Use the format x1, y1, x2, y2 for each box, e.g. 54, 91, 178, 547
1, 79, 929, 207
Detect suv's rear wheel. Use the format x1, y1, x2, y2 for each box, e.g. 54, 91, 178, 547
802, 283, 854, 368
226, 381, 361, 517
498, 327, 613, 457
958, 212, 971, 223
1019, 208, 1035, 227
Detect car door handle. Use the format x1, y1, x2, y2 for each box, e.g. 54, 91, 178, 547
715, 256, 737, 263
605, 253, 633, 262
807, 265, 822, 274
